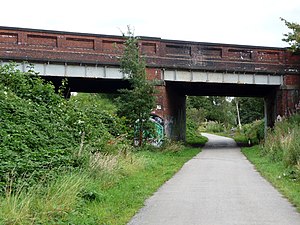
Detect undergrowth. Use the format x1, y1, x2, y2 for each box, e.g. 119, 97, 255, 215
0, 63, 128, 192
0, 146, 200, 225
0, 63, 202, 224
262, 115, 300, 167
242, 115, 300, 211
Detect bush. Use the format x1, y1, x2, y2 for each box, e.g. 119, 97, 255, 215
0, 65, 79, 192
185, 120, 208, 146
262, 115, 300, 166
202, 121, 225, 133
0, 63, 129, 193
243, 120, 265, 145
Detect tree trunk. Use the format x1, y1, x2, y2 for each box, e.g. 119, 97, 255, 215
236, 99, 242, 129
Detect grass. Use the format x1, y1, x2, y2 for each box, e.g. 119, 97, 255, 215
242, 146, 300, 212
0, 147, 200, 225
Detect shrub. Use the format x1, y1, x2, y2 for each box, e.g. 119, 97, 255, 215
0, 63, 128, 193
0, 67, 79, 192
204, 121, 225, 133
186, 120, 208, 146
262, 115, 300, 166
243, 120, 265, 145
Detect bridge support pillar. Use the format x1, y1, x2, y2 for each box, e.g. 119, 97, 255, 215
265, 75, 300, 129
164, 86, 186, 141
147, 68, 186, 141
152, 84, 186, 141
264, 91, 277, 128
276, 74, 300, 118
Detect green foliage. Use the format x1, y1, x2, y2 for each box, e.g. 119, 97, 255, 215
185, 99, 210, 145
0, 63, 62, 105
238, 97, 264, 124
185, 120, 208, 146
117, 28, 156, 146
242, 120, 265, 145
68, 93, 128, 153
0, 61, 203, 224
0, 63, 128, 193
187, 96, 235, 129
281, 18, 300, 51
0, 64, 79, 192
262, 114, 300, 166
233, 120, 264, 145
0, 147, 201, 224
202, 121, 225, 133
186, 107, 206, 126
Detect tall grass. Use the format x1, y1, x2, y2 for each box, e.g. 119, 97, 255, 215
0, 148, 146, 224
262, 114, 300, 167
0, 145, 200, 225
0, 173, 87, 225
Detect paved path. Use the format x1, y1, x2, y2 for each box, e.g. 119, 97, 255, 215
128, 133, 300, 225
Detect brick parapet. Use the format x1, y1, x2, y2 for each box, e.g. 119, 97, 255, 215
0, 26, 299, 75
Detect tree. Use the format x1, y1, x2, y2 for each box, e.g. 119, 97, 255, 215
117, 28, 156, 146
187, 96, 235, 128
238, 97, 264, 124
281, 18, 300, 51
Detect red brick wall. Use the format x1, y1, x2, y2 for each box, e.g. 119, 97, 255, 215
284, 74, 300, 86
1, 27, 299, 75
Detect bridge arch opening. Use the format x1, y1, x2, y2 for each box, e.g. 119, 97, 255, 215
157, 79, 281, 141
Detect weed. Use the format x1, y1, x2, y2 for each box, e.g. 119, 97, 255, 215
0, 173, 86, 224
263, 115, 300, 166
0, 147, 200, 224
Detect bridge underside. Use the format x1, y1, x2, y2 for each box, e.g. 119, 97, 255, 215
43, 76, 130, 94
5, 61, 282, 96
1, 61, 299, 141
165, 81, 279, 97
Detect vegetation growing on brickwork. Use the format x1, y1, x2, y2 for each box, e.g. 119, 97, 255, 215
117, 28, 156, 146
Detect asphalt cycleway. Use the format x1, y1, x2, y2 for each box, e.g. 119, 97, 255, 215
128, 133, 300, 225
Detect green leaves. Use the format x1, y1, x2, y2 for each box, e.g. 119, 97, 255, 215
0, 64, 128, 193
281, 18, 300, 51
238, 97, 264, 124
117, 28, 156, 146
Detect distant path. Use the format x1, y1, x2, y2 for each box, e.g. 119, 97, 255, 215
128, 133, 300, 225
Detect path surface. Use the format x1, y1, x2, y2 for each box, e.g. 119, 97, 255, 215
128, 133, 300, 225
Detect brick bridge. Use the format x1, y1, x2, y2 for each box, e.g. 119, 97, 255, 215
0, 26, 300, 140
